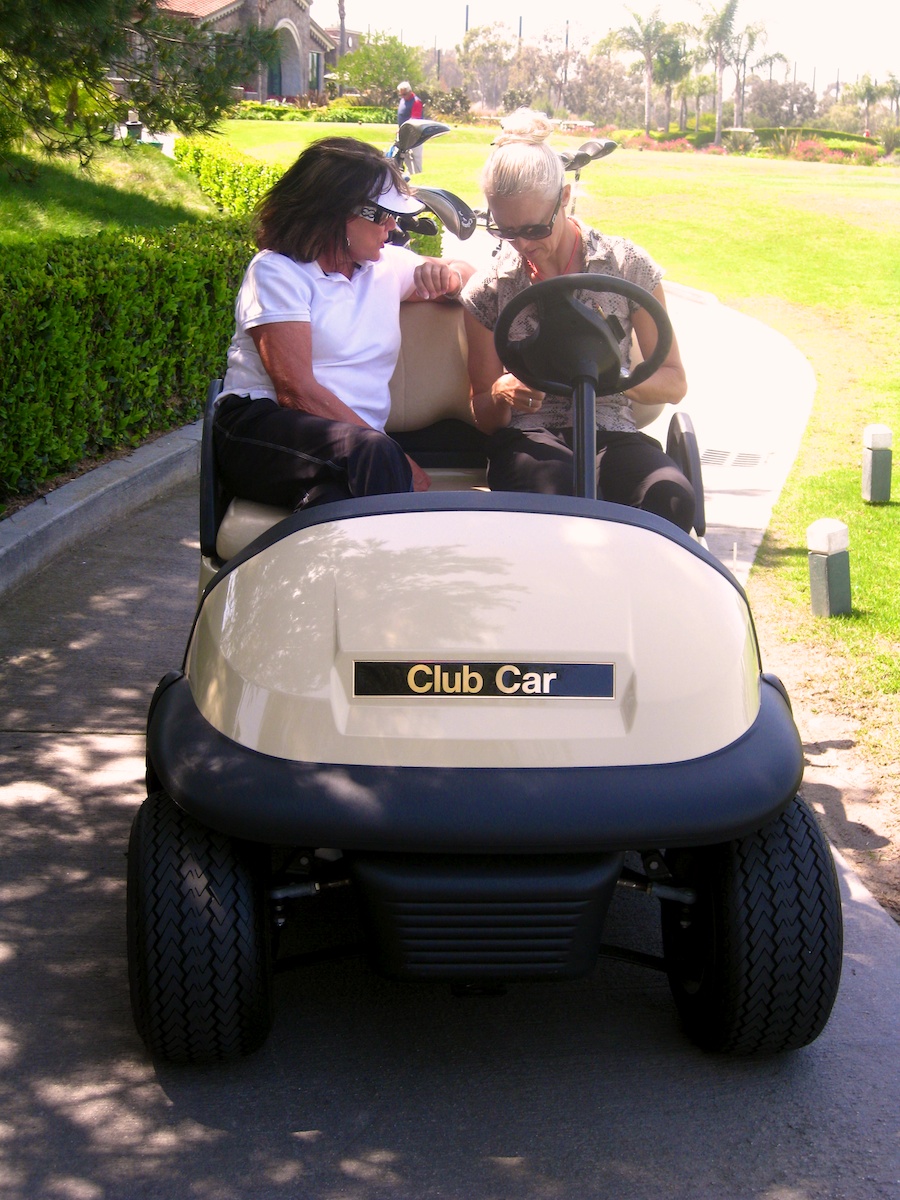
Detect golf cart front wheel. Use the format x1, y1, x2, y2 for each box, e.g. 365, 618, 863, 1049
661, 795, 842, 1055
127, 790, 273, 1064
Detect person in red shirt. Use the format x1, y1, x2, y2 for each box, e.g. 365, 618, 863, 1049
397, 81, 424, 173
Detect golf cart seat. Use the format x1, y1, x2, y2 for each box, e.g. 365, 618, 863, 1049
200, 302, 488, 574
199, 300, 704, 582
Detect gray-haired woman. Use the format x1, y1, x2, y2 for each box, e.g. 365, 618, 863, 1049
461, 109, 694, 532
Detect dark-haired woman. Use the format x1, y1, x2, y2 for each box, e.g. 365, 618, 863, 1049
214, 137, 473, 508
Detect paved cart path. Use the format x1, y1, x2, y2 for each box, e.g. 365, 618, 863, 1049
1, 484, 899, 1199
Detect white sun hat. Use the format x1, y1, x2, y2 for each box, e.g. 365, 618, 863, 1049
373, 179, 424, 215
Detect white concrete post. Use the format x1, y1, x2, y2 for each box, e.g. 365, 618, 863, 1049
807, 518, 851, 617
862, 424, 892, 504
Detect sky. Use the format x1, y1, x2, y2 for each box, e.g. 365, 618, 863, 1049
316, 0, 899, 91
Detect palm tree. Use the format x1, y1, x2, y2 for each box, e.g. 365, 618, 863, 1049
755, 52, 788, 84
616, 8, 669, 136
337, 0, 346, 96
679, 70, 716, 134
654, 33, 692, 134
697, 0, 740, 145
847, 73, 890, 132
887, 73, 900, 122
728, 21, 764, 128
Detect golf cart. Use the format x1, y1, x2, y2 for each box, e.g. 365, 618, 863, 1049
127, 241, 842, 1067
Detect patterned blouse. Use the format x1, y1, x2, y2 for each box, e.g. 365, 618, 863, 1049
460, 223, 664, 433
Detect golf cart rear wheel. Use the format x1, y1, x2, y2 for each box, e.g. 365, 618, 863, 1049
665, 411, 706, 537
661, 796, 842, 1055
127, 790, 273, 1064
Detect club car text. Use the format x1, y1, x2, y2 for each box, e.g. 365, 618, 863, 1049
354, 661, 615, 698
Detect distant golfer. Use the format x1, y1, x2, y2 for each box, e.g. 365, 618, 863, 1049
397, 81, 424, 173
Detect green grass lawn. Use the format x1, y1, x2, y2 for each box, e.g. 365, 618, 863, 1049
0, 142, 218, 242
587, 155, 900, 761
5, 124, 899, 763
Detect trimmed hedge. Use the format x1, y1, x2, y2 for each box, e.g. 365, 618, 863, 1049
0, 221, 252, 497
753, 126, 876, 146
312, 104, 395, 123
611, 128, 716, 149
174, 138, 280, 217
229, 100, 395, 124
175, 136, 443, 256
2, 136, 443, 503
231, 101, 317, 120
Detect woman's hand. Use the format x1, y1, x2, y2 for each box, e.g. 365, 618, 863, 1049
490, 372, 545, 415
406, 455, 431, 492
411, 258, 473, 301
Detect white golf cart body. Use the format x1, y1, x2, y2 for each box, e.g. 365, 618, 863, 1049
132, 297, 842, 1066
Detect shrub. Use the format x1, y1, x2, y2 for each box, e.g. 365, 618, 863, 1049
312, 104, 394, 123
851, 142, 882, 165
427, 88, 471, 122
724, 128, 758, 154
881, 126, 900, 155
175, 138, 280, 216
232, 101, 316, 121
785, 138, 882, 165
754, 126, 873, 146
620, 132, 697, 152
770, 128, 801, 155
620, 133, 657, 151
0, 222, 252, 498
790, 139, 845, 163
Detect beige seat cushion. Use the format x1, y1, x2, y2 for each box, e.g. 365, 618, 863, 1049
215, 302, 482, 562
386, 301, 473, 431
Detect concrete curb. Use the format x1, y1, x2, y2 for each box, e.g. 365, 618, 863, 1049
0, 421, 201, 602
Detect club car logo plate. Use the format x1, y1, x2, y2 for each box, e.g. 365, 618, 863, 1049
354, 661, 615, 698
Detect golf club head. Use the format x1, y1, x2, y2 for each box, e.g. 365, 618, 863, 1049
560, 140, 617, 173
413, 187, 478, 240
396, 215, 438, 237
396, 118, 451, 152
567, 150, 594, 172
576, 138, 618, 162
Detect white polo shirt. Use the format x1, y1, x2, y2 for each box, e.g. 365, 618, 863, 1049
221, 246, 421, 432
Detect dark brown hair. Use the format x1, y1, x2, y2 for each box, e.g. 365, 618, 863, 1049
254, 137, 412, 262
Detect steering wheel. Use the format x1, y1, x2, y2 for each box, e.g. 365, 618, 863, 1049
494, 274, 673, 398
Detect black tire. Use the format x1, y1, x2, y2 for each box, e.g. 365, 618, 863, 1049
661, 796, 843, 1055
127, 791, 273, 1064
665, 411, 706, 537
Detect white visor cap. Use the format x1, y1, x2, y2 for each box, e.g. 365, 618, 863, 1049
374, 179, 424, 215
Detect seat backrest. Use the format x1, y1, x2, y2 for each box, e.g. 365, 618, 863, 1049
202, 301, 480, 573
387, 302, 474, 432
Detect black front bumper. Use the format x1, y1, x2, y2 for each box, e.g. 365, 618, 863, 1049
147, 673, 803, 853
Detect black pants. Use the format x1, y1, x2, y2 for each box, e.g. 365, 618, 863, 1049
487, 426, 696, 533
213, 394, 413, 510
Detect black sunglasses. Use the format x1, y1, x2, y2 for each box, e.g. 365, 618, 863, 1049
486, 189, 564, 241
353, 202, 398, 227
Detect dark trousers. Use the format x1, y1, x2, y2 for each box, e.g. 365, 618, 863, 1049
213, 394, 413, 510
487, 426, 696, 533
